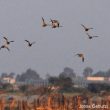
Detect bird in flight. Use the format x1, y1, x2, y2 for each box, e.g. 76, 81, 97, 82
86, 33, 99, 39
50, 19, 62, 28
25, 40, 36, 47
0, 44, 10, 51
3, 37, 14, 45
76, 53, 85, 62
81, 24, 93, 32
41, 17, 49, 27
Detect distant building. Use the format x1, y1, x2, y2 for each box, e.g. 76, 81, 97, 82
1, 77, 16, 84
86, 76, 110, 84
72, 76, 110, 88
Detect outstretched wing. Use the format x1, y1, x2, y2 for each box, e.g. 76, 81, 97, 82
88, 27, 93, 29
9, 41, 14, 43
3, 37, 8, 42
0, 46, 3, 50
25, 40, 31, 46
50, 18, 54, 23
86, 33, 91, 37
76, 53, 80, 56
82, 57, 84, 62
87, 33, 94, 39
87, 33, 99, 38
51, 19, 58, 23
93, 36, 99, 37
42, 17, 45, 22
81, 24, 86, 29
6, 47, 10, 51
25, 40, 30, 43
31, 41, 36, 45
42, 17, 48, 27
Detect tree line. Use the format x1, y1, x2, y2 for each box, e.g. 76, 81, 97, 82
1, 67, 110, 82
1, 67, 110, 93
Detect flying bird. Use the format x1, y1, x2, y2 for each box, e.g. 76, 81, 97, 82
76, 53, 84, 62
0, 44, 10, 51
86, 33, 99, 39
50, 19, 62, 28
81, 24, 93, 32
25, 40, 36, 47
41, 17, 49, 27
3, 37, 14, 45
50, 20, 57, 28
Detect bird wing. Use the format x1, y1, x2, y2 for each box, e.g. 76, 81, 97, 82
42, 17, 44, 22
87, 33, 99, 38
50, 19, 53, 23
52, 20, 59, 23
32, 41, 36, 45
76, 53, 79, 56
0, 46, 2, 50
58, 23, 63, 27
50, 19, 59, 24
42, 17, 48, 27
93, 36, 99, 37
3, 37, 8, 42
25, 40, 30, 43
76, 53, 80, 57
81, 24, 86, 29
82, 57, 84, 62
25, 40, 31, 46
86, 33, 91, 37
6, 47, 10, 51
89, 27, 93, 29
9, 41, 14, 42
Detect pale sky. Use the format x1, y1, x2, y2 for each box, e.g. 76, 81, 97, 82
0, 0, 110, 77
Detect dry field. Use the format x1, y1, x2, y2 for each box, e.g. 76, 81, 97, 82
0, 93, 110, 110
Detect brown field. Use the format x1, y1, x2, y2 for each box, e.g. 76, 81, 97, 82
0, 92, 110, 110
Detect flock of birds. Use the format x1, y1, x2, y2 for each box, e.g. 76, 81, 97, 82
0, 17, 99, 63
41, 17, 99, 62
0, 37, 36, 51
0, 17, 62, 52
76, 24, 99, 62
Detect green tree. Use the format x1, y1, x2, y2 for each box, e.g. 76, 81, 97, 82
19, 85, 28, 93
48, 76, 73, 92
59, 67, 76, 79
48, 76, 59, 86
17, 68, 40, 82
83, 67, 93, 77
9, 72, 15, 78
93, 71, 106, 77
58, 76, 73, 91
1, 73, 8, 78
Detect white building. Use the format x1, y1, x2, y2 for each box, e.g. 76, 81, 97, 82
1, 77, 16, 84
86, 76, 110, 84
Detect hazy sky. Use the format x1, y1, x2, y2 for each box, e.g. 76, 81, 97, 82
0, 0, 110, 77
